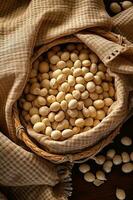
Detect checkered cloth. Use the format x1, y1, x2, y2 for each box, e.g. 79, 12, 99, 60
0, 0, 133, 199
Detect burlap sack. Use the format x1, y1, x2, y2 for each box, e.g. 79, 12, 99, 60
0, 0, 133, 200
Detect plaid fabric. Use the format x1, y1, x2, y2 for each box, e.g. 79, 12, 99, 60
0, 132, 69, 200
112, 7, 133, 43
0, 0, 133, 199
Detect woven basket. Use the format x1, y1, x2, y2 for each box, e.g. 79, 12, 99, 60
14, 32, 129, 163
15, 110, 121, 164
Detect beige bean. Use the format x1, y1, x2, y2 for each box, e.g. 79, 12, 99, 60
23, 101, 32, 111
79, 53, 89, 61
51, 130, 62, 140
84, 118, 93, 126
74, 60, 82, 68
121, 163, 133, 173
96, 171, 106, 181
73, 68, 82, 77
49, 89, 58, 95
68, 99, 78, 109
90, 92, 98, 100
121, 152, 130, 163
50, 55, 60, 64
42, 118, 51, 127
81, 91, 89, 100
96, 110, 105, 120
75, 118, 85, 127
62, 129, 73, 139
88, 106, 97, 118
55, 111, 65, 122
73, 127, 80, 134
62, 68, 72, 76
61, 51, 70, 61
98, 63, 106, 72
116, 188, 126, 200
82, 107, 90, 118
67, 109, 78, 118
86, 81, 96, 92
26, 94, 36, 101
96, 71, 105, 80
57, 74, 66, 84
83, 126, 91, 131
40, 88, 48, 96
82, 67, 89, 75
102, 82, 109, 92
65, 94, 73, 102
130, 152, 133, 161
56, 92, 65, 102
39, 106, 50, 117
103, 161, 113, 173
122, 1, 133, 10
69, 118, 76, 126
47, 95, 56, 104
66, 60, 73, 68
72, 90, 81, 100
84, 99, 93, 107
106, 149, 116, 159
36, 96, 46, 106
93, 75, 102, 85
84, 72, 94, 82
95, 155, 106, 165
70, 52, 79, 62
113, 155, 122, 165
76, 77, 85, 84
109, 86, 115, 97
68, 75, 75, 86
82, 60, 91, 67
50, 102, 60, 112
39, 61, 49, 73
56, 60, 66, 69
104, 98, 113, 106
52, 69, 62, 78
29, 107, 39, 116
93, 119, 100, 127
40, 79, 50, 89
93, 100, 104, 109
79, 164, 91, 173
84, 172, 95, 182
45, 126, 52, 136
77, 101, 84, 110
89, 53, 99, 63
30, 114, 41, 125
30, 69, 37, 78
75, 84, 85, 92
90, 63, 97, 74
50, 78, 58, 89
56, 119, 69, 131
59, 82, 70, 92
60, 100, 68, 111
93, 179, 104, 187
121, 136, 132, 146
33, 122, 45, 132
40, 73, 49, 80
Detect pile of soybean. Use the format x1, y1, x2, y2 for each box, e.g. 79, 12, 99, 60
78, 132, 133, 200
19, 43, 116, 141
104, 0, 133, 16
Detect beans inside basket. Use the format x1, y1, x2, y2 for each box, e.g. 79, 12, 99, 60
19, 43, 116, 141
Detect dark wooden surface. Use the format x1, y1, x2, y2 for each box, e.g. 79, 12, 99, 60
70, 116, 133, 200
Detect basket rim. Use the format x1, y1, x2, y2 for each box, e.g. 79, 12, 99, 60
15, 113, 121, 163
